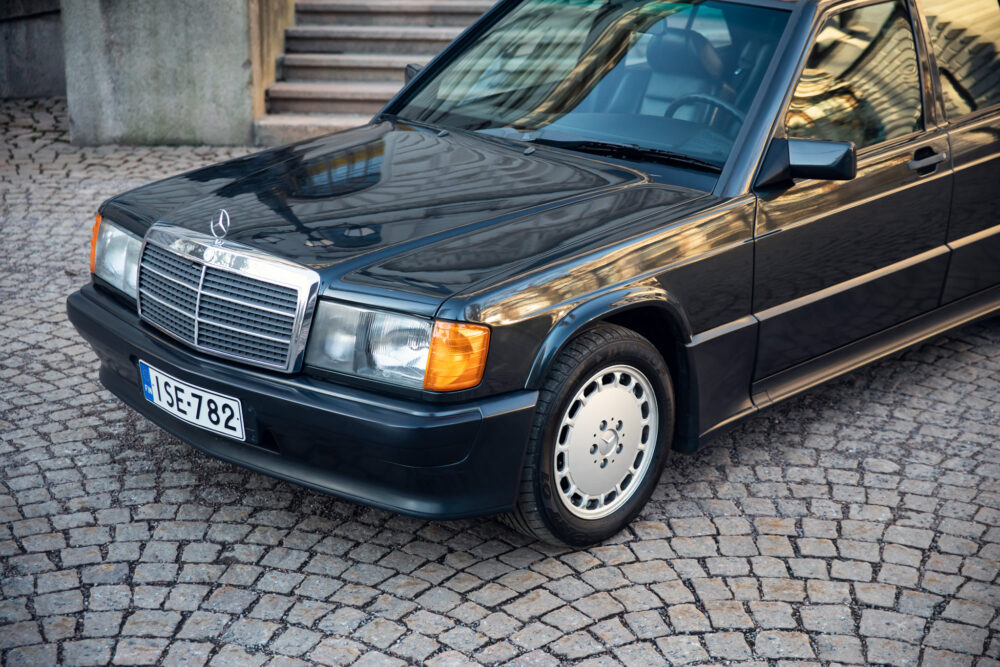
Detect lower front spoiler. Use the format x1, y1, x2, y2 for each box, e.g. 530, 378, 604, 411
67, 285, 537, 519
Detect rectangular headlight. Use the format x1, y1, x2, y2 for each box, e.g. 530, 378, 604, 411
91, 215, 142, 299
305, 301, 433, 388
305, 301, 491, 391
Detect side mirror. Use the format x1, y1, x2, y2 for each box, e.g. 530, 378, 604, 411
404, 63, 423, 84
756, 138, 857, 189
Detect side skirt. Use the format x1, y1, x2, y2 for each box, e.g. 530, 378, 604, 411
698, 283, 1000, 447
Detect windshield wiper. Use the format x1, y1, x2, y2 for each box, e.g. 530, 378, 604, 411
530, 138, 723, 174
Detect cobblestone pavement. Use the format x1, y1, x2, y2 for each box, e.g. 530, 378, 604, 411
2, 98, 999, 666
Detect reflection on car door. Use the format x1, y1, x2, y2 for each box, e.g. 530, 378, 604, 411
917, 0, 1000, 302
752, 0, 953, 381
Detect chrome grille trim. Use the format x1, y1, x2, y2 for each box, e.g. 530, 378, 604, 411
197, 290, 297, 318
195, 316, 291, 343
137, 224, 321, 373
139, 288, 196, 317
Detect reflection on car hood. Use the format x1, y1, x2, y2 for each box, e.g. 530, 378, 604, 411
104, 121, 711, 312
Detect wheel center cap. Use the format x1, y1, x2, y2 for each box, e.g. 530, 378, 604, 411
598, 427, 618, 455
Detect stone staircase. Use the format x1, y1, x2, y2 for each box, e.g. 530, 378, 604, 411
254, 0, 492, 146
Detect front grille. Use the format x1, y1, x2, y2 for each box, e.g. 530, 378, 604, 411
137, 236, 314, 371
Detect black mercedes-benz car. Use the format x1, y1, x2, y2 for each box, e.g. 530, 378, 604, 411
68, 0, 1000, 545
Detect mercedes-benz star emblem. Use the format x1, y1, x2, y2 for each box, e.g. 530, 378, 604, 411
210, 209, 231, 241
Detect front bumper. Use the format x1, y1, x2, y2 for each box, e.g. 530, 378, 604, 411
67, 285, 537, 519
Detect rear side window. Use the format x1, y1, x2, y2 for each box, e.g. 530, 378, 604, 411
785, 0, 923, 149
919, 0, 1000, 118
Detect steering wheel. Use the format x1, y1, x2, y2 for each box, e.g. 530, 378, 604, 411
665, 94, 746, 125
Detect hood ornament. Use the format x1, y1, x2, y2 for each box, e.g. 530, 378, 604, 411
210, 209, 231, 243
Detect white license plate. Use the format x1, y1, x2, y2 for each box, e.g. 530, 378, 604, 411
139, 361, 245, 441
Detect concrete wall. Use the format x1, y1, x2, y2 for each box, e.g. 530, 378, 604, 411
0, 0, 66, 98
62, 0, 293, 146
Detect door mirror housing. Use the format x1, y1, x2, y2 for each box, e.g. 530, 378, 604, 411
404, 63, 423, 84
757, 138, 857, 189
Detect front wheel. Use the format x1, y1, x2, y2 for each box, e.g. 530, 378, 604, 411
503, 324, 674, 546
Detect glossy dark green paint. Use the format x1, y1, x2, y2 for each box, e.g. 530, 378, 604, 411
70, 0, 1000, 519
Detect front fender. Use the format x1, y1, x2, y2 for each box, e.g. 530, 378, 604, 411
523, 282, 704, 451
525, 282, 693, 389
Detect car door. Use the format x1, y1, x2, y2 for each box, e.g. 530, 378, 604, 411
915, 0, 1000, 302
752, 0, 953, 381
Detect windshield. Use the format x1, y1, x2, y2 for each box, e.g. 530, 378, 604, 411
394, 0, 790, 169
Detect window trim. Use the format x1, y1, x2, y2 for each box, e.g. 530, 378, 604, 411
778, 0, 931, 152
747, 0, 938, 194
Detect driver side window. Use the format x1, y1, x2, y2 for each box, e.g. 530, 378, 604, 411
786, 0, 924, 149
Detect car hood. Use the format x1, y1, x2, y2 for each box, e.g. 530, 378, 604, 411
104, 121, 711, 314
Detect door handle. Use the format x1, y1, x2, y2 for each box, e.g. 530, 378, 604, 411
908, 151, 948, 172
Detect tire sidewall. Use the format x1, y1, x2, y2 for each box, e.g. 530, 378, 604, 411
534, 333, 674, 546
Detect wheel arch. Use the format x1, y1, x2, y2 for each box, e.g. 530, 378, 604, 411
525, 286, 701, 451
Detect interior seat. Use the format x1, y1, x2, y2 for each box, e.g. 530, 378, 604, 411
607, 28, 727, 121
732, 38, 777, 110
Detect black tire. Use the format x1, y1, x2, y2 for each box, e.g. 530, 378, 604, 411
502, 323, 675, 546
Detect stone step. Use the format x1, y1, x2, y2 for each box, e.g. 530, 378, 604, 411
296, 0, 491, 26
254, 113, 372, 146
266, 81, 402, 114
285, 25, 461, 55
280, 53, 430, 82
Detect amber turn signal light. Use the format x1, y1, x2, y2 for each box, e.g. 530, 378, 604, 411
90, 214, 102, 274
424, 321, 490, 391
